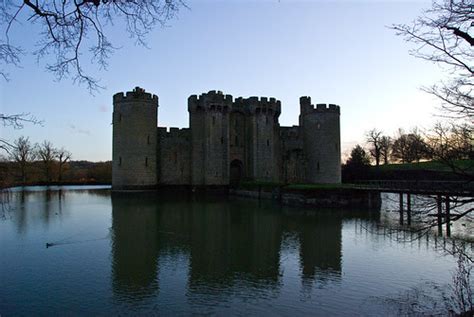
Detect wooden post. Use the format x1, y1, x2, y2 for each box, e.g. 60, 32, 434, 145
437, 195, 442, 236
445, 195, 451, 237
399, 192, 404, 225
406, 193, 411, 226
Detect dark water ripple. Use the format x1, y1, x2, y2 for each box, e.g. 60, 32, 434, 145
0, 187, 472, 315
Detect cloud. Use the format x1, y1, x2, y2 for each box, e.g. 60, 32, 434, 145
69, 124, 91, 135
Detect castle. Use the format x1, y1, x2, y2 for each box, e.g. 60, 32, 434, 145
112, 87, 341, 189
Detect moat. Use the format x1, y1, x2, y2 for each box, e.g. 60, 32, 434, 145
1, 186, 472, 315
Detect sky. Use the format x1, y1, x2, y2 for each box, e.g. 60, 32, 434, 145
0, 0, 445, 161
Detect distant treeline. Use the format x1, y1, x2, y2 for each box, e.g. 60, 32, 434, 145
0, 160, 111, 187
0, 136, 111, 189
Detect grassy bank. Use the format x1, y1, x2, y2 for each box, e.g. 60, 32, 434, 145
237, 181, 356, 191
375, 159, 473, 172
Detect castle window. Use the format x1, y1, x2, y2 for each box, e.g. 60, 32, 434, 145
221, 136, 224, 144
212, 116, 216, 125
118, 113, 122, 122
147, 135, 150, 145
119, 157, 122, 166
317, 161, 320, 171
267, 139, 270, 146
173, 151, 178, 163
235, 135, 239, 146
145, 157, 148, 167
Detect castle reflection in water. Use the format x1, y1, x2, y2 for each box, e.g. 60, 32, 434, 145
110, 192, 375, 302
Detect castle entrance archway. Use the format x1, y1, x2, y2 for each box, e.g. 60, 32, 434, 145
230, 159, 243, 185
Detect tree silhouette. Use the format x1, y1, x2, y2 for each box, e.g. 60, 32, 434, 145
342, 145, 371, 182
56, 148, 72, 182
379, 136, 392, 165
9, 136, 36, 183
391, 0, 472, 120
391, 129, 428, 163
366, 129, 383, 166
0, 0, 185, 91
36, 140, 57, 182
0, 1, 185, 142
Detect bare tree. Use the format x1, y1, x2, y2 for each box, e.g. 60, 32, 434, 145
0, 41, 21, 81
36, 140, 57, 182
56, 148, 71, 182
0, 0, 186, 92
425, 122, 473, 179
379, 136, 392, 165
0, 113, 42, 151
391, 128, 429, 163
8, 136, 36, 183
391, 0, 472, 121
391, 129, 412, 163
366, 129, 383, 166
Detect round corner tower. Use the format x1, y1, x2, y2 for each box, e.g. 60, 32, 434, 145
112, 87, 158, 189
299, 97, 341, 184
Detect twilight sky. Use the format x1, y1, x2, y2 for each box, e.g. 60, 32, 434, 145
0, 0, 444, 162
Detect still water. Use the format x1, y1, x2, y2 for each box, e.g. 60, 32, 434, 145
0, 186, 472, 315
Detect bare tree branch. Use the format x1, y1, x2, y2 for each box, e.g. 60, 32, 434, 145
0, 0, 187, 92
390, 0, 473, 121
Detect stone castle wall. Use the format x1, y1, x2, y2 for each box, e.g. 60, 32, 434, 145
280, 126, 306, 183
112, 88, 341, 189
157, 127, 191, 185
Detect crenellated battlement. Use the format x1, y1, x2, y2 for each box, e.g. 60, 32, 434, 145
233, 96, 281, 115
158, 127, 190, 138
314, 103, 340, 113
113, 86, 159, 104
113, 87, 158, 104
188, 90, 233, 112
300, 96, 339, 115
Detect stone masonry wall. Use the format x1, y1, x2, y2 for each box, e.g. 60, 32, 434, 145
188, 91, 232, 185
237, 96, 281, 183
157, 127, 191, 185
280, 126, 306, 183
